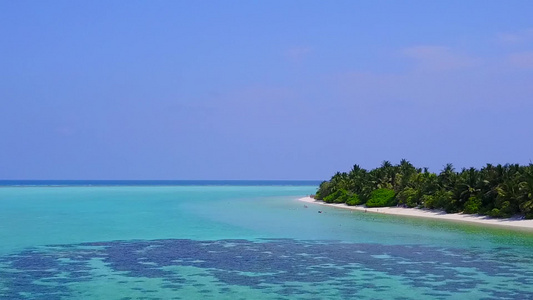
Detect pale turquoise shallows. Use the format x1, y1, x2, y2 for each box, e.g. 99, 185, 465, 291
1, 184, 532, 299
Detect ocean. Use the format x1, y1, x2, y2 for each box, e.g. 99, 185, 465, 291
0, 181, 532, 299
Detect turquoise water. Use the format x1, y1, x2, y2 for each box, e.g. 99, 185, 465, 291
1, 183, 533, 299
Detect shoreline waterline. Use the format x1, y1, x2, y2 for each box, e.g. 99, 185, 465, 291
298, 196, 533, 231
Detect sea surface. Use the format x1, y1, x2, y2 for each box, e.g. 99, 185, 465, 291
0, 181, 532, 299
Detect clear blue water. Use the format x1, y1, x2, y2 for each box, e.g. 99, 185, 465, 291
1, 181, 532, 299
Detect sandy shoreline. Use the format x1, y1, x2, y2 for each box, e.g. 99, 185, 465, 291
298, 196, 533, 231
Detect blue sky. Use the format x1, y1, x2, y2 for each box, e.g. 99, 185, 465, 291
1, 1, 532, 180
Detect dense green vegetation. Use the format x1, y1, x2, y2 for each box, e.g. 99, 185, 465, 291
315, 160, 533, 219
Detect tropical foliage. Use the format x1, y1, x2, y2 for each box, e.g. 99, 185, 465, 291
315, 160, 533, 219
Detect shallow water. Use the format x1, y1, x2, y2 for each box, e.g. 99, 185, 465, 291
1, 184, 532, 299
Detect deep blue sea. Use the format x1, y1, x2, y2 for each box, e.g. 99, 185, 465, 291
1, 181, 532, 299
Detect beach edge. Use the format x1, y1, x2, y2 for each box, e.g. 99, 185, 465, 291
298, 196, 533, 231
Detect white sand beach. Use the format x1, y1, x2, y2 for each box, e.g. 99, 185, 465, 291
299, 196, 533, 231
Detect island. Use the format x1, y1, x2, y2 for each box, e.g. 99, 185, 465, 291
308, 160, 533, 224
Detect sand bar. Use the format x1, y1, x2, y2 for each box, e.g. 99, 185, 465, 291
299, 196, 533, 231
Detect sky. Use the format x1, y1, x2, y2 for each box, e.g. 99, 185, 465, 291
1, 1, 532, 180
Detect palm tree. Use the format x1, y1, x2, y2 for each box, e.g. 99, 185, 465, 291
438, 163, 456, 190
455, 168, 481, 208
395, 159, 417, 192
517, 164, 533, 216
348, 164, 368, 196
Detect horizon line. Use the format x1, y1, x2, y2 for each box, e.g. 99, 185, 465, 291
0, 179, 323, 181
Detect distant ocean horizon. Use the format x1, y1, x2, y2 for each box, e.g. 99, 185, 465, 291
0, 179, 322, 187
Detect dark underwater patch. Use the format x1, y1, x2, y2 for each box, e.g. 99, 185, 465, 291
0, 239, 532, 299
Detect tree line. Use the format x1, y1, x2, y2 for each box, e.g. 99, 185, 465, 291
315, 160, 533, 219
